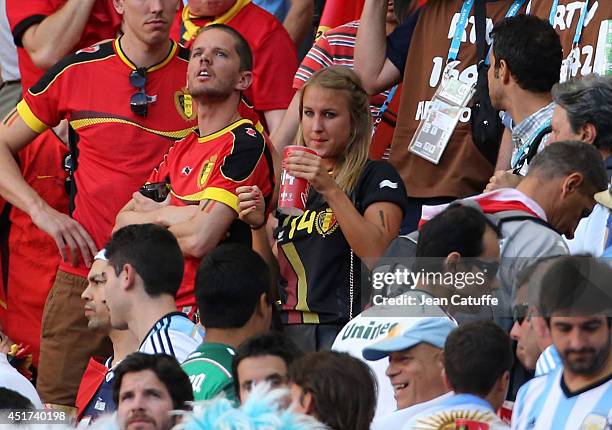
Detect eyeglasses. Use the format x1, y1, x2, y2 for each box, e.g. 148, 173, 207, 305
512, 303, 530, 325
130, 67, 149, 117
470, 259, 500, 279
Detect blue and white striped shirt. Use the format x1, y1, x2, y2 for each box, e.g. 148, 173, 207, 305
139, 312, 203, 363
534, 345, 562, 377
512, 366, 612, 429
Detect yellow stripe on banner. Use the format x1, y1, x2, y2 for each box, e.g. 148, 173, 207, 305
281, 242, 319, 324
16, 100, 48, 133
70, 118, 196, 139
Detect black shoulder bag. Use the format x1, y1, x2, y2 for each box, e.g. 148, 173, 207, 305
470, 0, 504, 165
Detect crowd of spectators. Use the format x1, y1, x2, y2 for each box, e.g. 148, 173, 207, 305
0, 0, 611, 429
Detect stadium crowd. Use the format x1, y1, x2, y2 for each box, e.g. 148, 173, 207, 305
0, 0, 611, 429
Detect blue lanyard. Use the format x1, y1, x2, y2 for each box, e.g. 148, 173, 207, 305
484, 0, 527, 65
573, 0, 589, 46
549, 0, 559, 25
448, 0, 526, 66
448, 0, 475, 62
549, 0, 589, 46
372, 85, 398, 135
377, 85, 397, 119
511, 120, 551, 169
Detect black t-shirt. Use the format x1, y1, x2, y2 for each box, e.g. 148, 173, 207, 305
386, 8, 421, 77
276, 161, 409, 325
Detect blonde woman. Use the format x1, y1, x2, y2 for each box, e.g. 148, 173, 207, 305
238, 66, 408, 351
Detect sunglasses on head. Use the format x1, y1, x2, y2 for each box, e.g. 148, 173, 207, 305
130, 67, 150, 117
470, 259, 500, 279
512, 303, 530, 325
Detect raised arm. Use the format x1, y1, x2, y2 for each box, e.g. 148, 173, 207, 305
282, 0, 315, 47
19, 0, 99, 70
354, 0, 402, 95
0, 110, 97, 266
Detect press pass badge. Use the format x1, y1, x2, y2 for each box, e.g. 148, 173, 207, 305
408, 72, 476, 164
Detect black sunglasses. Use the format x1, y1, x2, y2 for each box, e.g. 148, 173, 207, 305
130, 67, 149, 117
512, 303, 530, 325
470, 259, 500, 279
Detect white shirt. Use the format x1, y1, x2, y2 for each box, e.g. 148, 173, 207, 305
401, 393, 509, 430
0, 353, 43, 408
564, 204, 609, 257
0, 0, 20, 82
332, 290, 453, 419
371, 392, 454, 430
139, 312, 203, 363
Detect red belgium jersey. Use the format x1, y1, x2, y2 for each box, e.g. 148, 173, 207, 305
17, 39, 198, 277
147, 119, 275, 309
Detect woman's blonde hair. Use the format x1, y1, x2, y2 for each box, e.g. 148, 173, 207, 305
297, 66, 372, 195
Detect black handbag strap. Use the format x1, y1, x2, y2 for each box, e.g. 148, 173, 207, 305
474, 0, 488, 63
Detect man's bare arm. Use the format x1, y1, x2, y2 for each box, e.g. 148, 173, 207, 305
169, 200, 237, 259
21, 0, 98, 70
354, 0, 401, 94
264, 109, 287, 136
0, 110, 97, 266
282, 0, 314, 47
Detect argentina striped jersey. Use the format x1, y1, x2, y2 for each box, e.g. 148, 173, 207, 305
139, 312, 203, 363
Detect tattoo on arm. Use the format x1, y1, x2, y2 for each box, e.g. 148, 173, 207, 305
200, 199, 217, 214
2, 108, 18, 127
378, 210, 388, 232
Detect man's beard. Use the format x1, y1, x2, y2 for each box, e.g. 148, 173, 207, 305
563, 336, 611, 375
189, 82, 235, 103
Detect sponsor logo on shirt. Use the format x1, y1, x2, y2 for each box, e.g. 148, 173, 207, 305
379, 179, 398, 189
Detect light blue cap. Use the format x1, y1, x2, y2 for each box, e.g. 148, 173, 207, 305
362, 317, 457, 361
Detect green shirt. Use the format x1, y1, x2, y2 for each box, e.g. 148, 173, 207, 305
181, 342, 236, 402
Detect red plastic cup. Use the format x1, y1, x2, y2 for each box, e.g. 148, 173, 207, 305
278, 145, 317, 216
455, 419, 490, 430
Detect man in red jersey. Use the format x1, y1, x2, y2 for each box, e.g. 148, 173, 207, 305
115, 24, 274, 313
171, 0, 297, 133
1, 0, 122, 376
0, 0, 197, 410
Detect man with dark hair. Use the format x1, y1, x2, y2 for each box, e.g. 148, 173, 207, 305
333, 204, 498, 419
232, 332, 301, 404
75, 250, 138, 422
401, 321, 512, 429
289, 351, 377, 430
509, 257, 560, 375
487, 14, 562, 177
513, 256, 612, 429
104, 224, 202, 363
181, 244, 272, 401
115, 24, 274, 316
113, 352, 193, 430
0, 387, 35, 411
